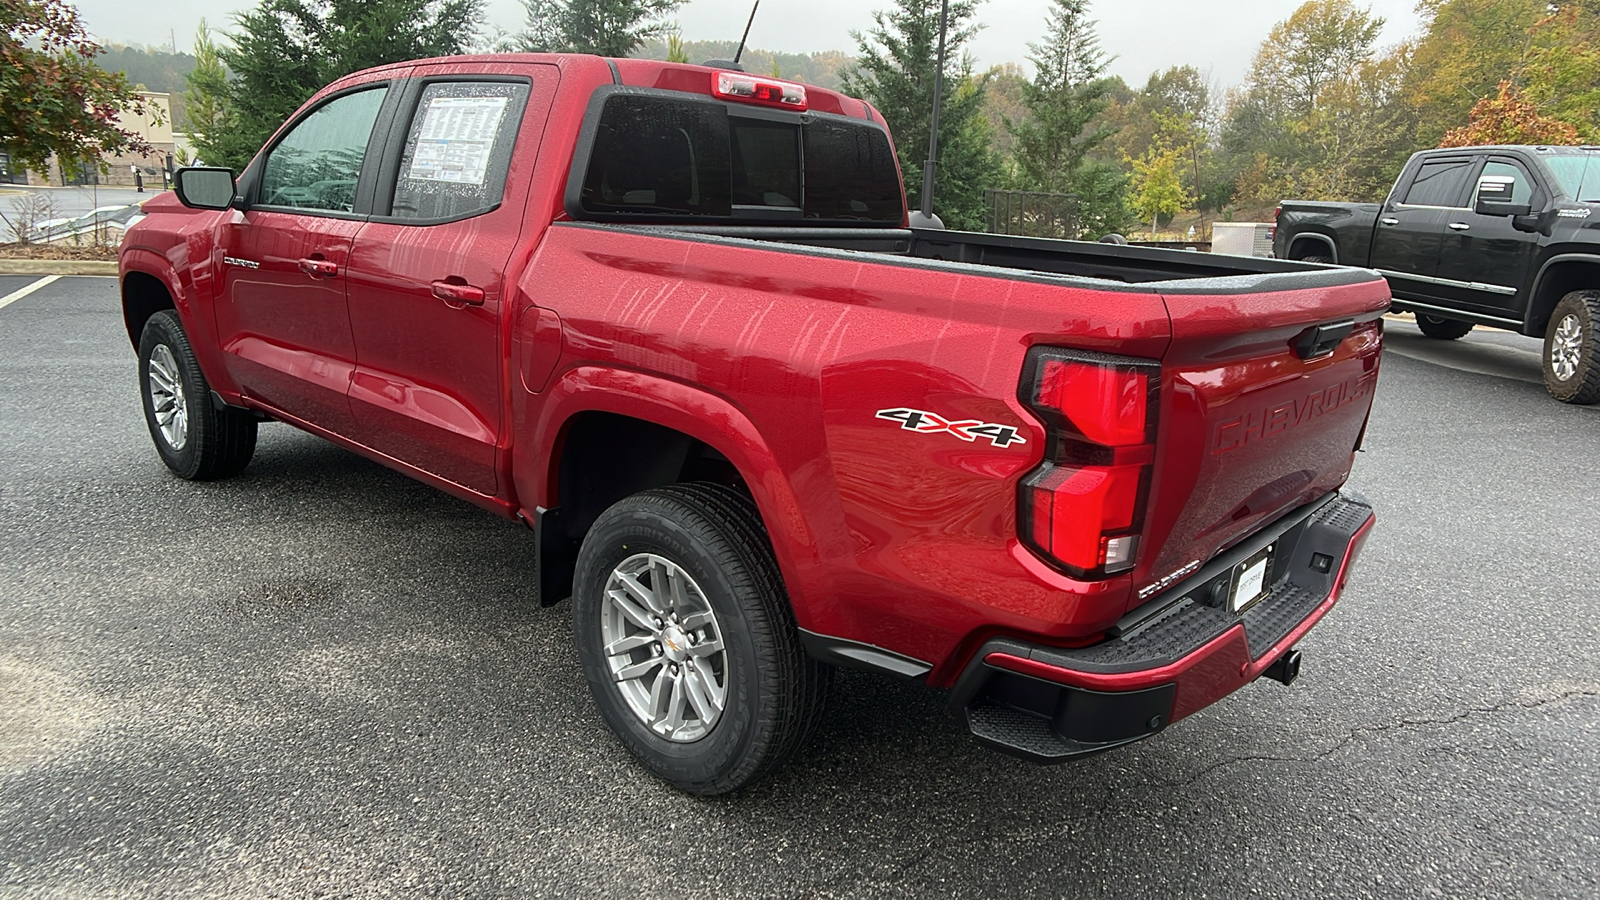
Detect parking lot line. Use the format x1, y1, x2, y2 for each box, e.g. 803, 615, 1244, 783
0, 274, 65, 311
0, 275, 61, 312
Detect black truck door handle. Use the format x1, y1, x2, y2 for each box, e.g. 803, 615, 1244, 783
1448, 222, 1471, 231
1379, 217, 1399, 226
1293, 320, 1356, 360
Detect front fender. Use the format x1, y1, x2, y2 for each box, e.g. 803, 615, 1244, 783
119, 229, 241, 400
516, 365, 821, 622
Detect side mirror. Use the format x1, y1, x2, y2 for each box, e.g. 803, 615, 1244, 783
173, 167, 237, 210
1474, 175, 1533, 217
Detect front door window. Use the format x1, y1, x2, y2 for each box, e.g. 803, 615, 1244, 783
259, 87, 388, 213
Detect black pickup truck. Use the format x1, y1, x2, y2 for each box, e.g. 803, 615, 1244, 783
1275, 145, 1600, 403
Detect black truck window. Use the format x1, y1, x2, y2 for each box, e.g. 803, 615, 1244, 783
1474, 160, 1536, 207
578, 93, 903, 224
1402, 160, 1474, 208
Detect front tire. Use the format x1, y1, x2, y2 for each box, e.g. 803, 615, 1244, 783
572, 483, 828, 795
1416, 314, 1475, 340
137, 310, 257, 479
1543, 290, 1600, 404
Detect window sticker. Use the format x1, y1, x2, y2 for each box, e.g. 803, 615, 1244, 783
407, 96, 510, 185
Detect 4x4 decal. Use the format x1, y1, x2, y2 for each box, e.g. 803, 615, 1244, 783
875, 408, 1028, 448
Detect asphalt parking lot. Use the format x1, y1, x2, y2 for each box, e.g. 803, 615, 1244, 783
2, 277, 1597, 898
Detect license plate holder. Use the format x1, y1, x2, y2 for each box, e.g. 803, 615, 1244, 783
1230, 545, 1274, 614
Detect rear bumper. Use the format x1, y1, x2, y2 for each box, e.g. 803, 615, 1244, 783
949, 489, 1376, 762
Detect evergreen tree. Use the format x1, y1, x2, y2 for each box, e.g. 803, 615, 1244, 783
184, 21, 232, 167
517, 0, 685, 56
1009, 0, 1129, 236
839, 0, 1002, 230
213, 0, 483, 170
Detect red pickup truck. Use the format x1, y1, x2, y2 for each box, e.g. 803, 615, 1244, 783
119, 54, 1385, 794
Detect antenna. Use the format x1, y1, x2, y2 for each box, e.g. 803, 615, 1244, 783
733, 1, 759, 65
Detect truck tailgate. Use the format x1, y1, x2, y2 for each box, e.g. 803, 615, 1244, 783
1138, 276, 1388, 596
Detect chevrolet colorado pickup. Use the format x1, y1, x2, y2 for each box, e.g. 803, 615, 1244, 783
119, 54, 1384, 794
1275, 145, 1600, 403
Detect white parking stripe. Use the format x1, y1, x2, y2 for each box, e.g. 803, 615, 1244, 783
0, 275, 61, 312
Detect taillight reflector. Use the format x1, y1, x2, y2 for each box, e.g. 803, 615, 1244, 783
712, 71, 808, 110
1018, 349, 1160, 579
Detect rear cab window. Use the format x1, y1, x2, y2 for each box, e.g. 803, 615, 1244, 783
569, 89, 905, 225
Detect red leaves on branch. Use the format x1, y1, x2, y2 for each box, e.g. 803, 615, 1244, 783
1439, 81, 1582, 148
1, 0, 154, 172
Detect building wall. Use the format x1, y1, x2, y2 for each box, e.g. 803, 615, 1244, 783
23, 92, 179, 189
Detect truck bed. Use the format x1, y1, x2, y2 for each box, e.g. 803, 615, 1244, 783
635, 224, 1383, 292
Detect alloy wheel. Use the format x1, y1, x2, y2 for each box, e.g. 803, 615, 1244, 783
1550, 313, 1583, 382
600, 553, 729, 742
147, 344, 189, 450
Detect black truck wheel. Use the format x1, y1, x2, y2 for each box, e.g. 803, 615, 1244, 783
1543, 290, 1600, 404
137, 310, 257, 480
1416, 314, 1475, 340
1299, 255, 1333, 264
571, 483, 829, 794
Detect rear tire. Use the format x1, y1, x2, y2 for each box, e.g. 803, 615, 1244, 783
1416, 314, 1475, 341
1543, 290, 1600, 404
1299, 254, 1333, 265
137, 310, 257, 480
571, 483, 828, 795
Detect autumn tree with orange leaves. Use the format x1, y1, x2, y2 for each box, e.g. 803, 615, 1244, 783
1439, 81, 1583, 147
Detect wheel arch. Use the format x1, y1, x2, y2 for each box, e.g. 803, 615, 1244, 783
119, 257, 180, 350
1287, 232, 1338, 262
1527, 254, 1600, 337
520, 366, 817, 615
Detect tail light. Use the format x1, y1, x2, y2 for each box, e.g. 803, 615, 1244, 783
1017, 348, 1160, 579
711, 71, 808, 110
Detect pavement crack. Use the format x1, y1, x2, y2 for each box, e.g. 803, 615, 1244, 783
1160, 688, 1600, 790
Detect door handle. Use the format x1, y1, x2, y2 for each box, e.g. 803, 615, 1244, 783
432, 279, 486, 307
1448, 222, 1471, 231
298, 257, 338, 277
1379, 217, 1400, 226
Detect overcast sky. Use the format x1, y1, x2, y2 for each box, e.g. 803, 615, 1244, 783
73, 0, 1425, 90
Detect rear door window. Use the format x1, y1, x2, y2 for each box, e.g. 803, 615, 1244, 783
576, 92, 903, 224
389, 81, 531, 222
1402, 160, 1474, 208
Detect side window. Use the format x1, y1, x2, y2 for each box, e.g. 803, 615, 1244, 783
1402, 160, 1474, 207
259, 87, 388, 213
390, 81, 530, 221
1474, 160, 1536, 207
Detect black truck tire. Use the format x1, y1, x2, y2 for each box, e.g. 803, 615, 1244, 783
1542, 290, 1600, 404
1299, 254, 1333, 264
571, 483, 829, 795
1416, 314, 1475, 340
137, 310, 258, 480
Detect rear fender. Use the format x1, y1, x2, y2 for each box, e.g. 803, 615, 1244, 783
518, 365, 819, 621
